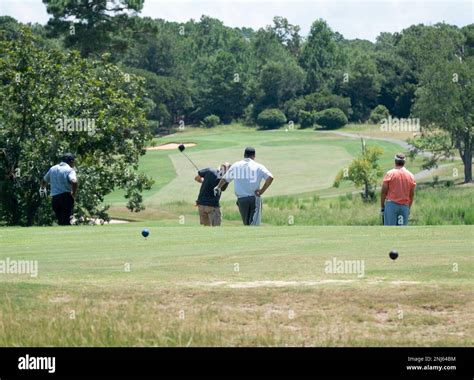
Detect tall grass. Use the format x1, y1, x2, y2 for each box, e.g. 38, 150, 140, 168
220, 187, 474, 226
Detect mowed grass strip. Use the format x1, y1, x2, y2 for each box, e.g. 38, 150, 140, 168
0, 225, 472, 346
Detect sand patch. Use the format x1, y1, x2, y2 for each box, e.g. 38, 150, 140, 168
147, 142, 196, 151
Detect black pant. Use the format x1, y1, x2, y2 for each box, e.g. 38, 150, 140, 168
236, 196, 256, 225
52, 192, 74, 225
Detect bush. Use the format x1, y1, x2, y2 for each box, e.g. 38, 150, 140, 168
305, 92, 352, 119
299, 110, 314, 129
283, 97, 307, 123
369, 105, 390, 124
256, 108, 287, 130
243, 104, 256, 126
202, 114, 220, 128
314, 108, 348, 129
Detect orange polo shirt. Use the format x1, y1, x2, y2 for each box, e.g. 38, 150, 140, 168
383, 167, 416, 206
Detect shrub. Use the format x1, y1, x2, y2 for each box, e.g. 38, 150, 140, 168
304, 91, 352, 119
299, 110, 314, 129
369, 105, 390, 124
283, 97, 307, 123
314, 108, 348, 129
243, 104, 256, 126
202, 114, 220, 128
256, 108, 287, 130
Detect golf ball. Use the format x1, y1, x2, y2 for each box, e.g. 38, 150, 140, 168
389, 250, 399, 260
141, 229, 150, 238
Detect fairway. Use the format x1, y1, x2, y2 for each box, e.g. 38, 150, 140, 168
106, 126, 426, 210
0, 224, 472, 346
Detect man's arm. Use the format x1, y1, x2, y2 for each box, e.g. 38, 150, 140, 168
195, 175, 203, 183
255, 176, 273, 197
380, 182, 389, 208
409, 187, 415, 208
71, 179, 78, 199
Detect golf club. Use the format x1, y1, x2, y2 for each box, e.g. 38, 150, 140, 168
178, 144, 199, 171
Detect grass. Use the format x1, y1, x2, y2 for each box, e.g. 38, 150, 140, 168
0, 224, 472, 346
105, 123, 465, 223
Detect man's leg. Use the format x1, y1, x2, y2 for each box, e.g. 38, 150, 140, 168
237, 197, 255, 225
60, 193, 74, 225
250, 196, 262, 226
210, 207, 222, 226
398, 204, 410, 226
198, 205, 211, 226
51, 195, 63, 225
383, 201, 398, 226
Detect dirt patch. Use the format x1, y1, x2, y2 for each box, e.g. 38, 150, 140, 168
186, 280, 356, 288
147, 142, 196, 151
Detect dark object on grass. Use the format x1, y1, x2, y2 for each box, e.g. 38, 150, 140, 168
389, 250, 398, 260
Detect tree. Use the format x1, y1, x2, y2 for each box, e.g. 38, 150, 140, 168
192, 50, 246, 123
254, 60, 305, 113
0, 27, 153, 226
300, 20, 345, 92
338, 53, 381, 121
411, 55, 473, 182
43, 0, 145, 58
334, 144, 384, 202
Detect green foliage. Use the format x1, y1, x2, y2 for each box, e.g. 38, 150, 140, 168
0, 27, 153, 226
299, 19, 345, 92
411, 26, 473, 182
334, 145, 384, 202
256, 109, 287, 130
304, 91, 352, 118
298, 110, 315, 129
43, 0, 146, 58
314, 108, 348, 129
369, 105, 390, 124
283, 97, 307, 123
202, 114, 221, 128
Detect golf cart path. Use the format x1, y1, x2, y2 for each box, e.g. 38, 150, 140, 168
316, 130, 456, 199
322, 131, 461, 161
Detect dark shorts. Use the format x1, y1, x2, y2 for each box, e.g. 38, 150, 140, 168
52, 192, 75, 225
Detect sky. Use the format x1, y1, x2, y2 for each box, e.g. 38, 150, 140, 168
0, 0, 472, 41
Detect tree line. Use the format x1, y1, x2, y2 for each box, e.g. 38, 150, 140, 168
0, 0, 472, 225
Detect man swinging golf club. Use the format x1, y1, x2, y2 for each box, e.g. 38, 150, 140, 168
195, 162, 230, 226
214, 147, 273, 226
380, 153, 416, 226
40, 153, 78, 226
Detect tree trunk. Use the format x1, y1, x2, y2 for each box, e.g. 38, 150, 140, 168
462, 133, 473, 183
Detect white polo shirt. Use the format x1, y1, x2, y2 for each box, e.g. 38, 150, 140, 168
224, 158, 273, 198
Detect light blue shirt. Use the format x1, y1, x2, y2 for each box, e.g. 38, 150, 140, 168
43, 162, 77, 196
224, 158, 273, 198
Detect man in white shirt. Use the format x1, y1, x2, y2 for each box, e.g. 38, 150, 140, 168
214, 147, 274, 225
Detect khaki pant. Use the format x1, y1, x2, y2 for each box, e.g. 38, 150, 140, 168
198, 205, 222, 226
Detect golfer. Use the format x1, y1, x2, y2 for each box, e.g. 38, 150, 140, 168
215, 147, 273, 226
195, 162, 230, 226
41, 153, 78, 225
380, 153, 416, 226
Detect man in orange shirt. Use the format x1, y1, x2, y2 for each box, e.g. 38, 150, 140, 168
380, 153, 416, 226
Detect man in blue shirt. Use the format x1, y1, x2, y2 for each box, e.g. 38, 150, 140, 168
41, 153, 78, 225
